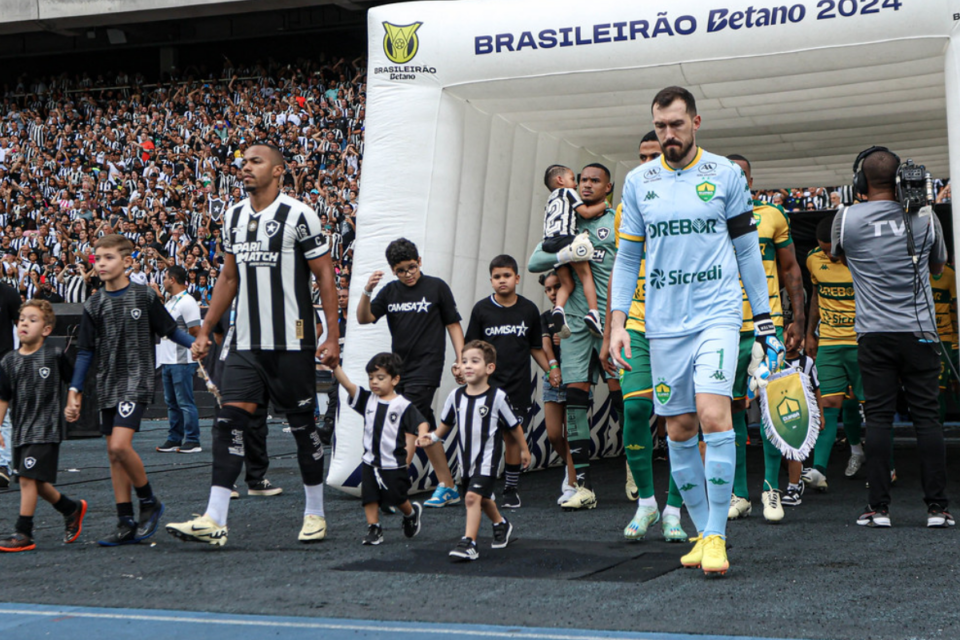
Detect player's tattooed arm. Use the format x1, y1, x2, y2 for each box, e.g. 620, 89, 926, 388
776, 244, 806, 351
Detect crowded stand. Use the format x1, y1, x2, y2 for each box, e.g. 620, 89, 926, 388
0, 55, 365, 305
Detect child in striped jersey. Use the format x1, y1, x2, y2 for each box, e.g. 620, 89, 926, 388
780, 322, 823, 508
334, 352, 429, 546
421, 340, 530, 561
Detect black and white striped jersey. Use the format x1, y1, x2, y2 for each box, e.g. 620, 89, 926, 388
348, 387, 425, 470
0, 343, 73, 447
223, 193, 328, 351
543, 187, 583, 239
440, 386, 520, 478
785, 354, 819, 392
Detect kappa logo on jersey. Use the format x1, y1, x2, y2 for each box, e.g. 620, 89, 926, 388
478, 405, 489, 418
383, 22, 422, 64
265, 220, 281, 237
644, 191, 659, 200
387, 297, 431, 313
696, 181, 717, 202
24, 457, 36, 469
131, 308, 141, 320
484, 321, 528, 337
38, 367, 50, 379
118, 401, 135, 418
597, 227, 610, 241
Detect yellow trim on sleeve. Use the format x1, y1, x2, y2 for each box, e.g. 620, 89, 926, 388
619, 233, 644, 243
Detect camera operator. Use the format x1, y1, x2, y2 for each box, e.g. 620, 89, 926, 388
831, 147, 951, 528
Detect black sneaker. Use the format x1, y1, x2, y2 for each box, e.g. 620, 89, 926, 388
0, 465, 10, 488
0, 532, 35, 552
362, 523, 383, 546
248, 479, 283, 496
857, 504, 891, 527
781, 483, 804, 507
156, 440, 181, 453
927, 504, 956, 528
230, 484, 240, 499
98, 520, 138, 546
449, 536, 479, 561
64, 499, 88, 544
402, 502, 423, 539
502, 487, 521, 509
551, 307, 571, 339
136, 501, 165, 541
178, 442, 202, 454
491, 519, 513, 549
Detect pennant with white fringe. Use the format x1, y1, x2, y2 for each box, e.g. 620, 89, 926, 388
759, 367, 820, 461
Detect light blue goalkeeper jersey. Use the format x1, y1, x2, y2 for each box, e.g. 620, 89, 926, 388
617, 148, 755, 339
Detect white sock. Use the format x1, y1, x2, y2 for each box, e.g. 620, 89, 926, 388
206, 486, 232, 526
637, 496, 657, 508
304, 482, 325, 517
851, 444, 864, 456
788, 482, 801, 491
663, 505, 681, 519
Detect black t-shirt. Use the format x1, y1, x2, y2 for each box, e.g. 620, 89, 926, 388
465, 294, 542, 410
370, 275, 460, 387
0, 282, 21, 359
540, 310, 561, 365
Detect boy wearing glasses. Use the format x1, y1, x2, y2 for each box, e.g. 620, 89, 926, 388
357, 238, 465, 508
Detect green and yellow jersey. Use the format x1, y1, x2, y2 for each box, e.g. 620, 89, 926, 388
740, 200, 793, 333
930, 264, 958, 348
806, 247, 857, 346
616, 203, 647, 334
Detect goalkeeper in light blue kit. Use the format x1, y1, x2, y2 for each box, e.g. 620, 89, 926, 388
608, 87, 784, 576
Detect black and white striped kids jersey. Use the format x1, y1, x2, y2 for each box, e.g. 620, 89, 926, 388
223, 193, 328, 351
785, 354, 819, 392
543, 187, 583, 239
440, 386, 520, 478
348, 387, 425, 470
0, 343, 73, 447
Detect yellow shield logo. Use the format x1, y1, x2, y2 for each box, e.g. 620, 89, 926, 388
383, 22, 422, 64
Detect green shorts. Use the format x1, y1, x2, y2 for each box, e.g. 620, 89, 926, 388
560, 320, 609, 385
816, 344, 863, 399
732, 327, 784, 400
619, 330, 651, 401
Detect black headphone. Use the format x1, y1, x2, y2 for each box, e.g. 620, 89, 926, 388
852, 145, 900, 197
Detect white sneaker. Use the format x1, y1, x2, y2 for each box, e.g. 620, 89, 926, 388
625, 459, 638, 501
804, 468, 829, 492
558, 480, 577, 505
761, 481, 784, 523
298, 515, 327, 542
728, 495, 752, 520
560, 484, 597, 511
165, 514, 228, 546
845, 452, 865, 477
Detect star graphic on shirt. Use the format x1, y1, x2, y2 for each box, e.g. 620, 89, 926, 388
415, 297, 432, 313
516, 320, 528, 336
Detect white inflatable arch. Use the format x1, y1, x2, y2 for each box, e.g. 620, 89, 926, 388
328, 0, 960, 494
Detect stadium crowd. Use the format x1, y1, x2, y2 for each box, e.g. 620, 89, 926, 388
0, 54, 365, 305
